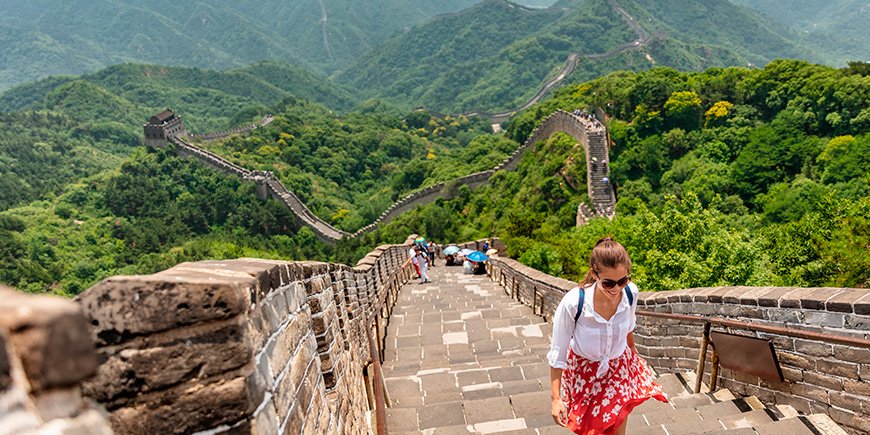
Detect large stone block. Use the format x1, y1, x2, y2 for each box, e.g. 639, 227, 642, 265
0, 288, 97, 392
109, 376, 251, 434
78, 273, 252, 345
84, 316, 252, 406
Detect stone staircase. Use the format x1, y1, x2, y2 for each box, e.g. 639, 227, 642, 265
381, 266, 847, 435
584, 130, 615, 219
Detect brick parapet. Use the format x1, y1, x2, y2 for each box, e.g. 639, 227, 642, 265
0, 286, 112, 434
485, 259, 870, 434
66, 236, 415, 434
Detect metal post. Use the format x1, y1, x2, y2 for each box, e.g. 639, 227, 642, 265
710, 348, 720, 391
695, 322, 711, 393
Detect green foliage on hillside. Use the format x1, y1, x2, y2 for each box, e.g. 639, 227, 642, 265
0, 61, 359, 211
0, 147, 329, 295
0, 111, 132, 211
346, 61, 870, 289
340, 0, 825, 113
196, 98, 515, 231
0, 0, 480, 91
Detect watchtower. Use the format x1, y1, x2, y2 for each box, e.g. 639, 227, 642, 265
143, 109, 187, 147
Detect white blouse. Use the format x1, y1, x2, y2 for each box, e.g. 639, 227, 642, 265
547, 282, 639, 378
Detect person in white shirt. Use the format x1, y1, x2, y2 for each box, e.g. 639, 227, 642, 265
403, 246, 431, 284
408, 246, 420, 278
548, 237, 666, 434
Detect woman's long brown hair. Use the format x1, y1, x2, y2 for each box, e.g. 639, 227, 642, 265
579, 236, 632, 287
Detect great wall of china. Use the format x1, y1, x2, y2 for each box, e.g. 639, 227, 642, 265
2, 236, 867, 434
145, 108, 617, 244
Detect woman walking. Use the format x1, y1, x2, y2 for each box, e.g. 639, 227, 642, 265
403, 245, 431, 284
548, 237, 666, 434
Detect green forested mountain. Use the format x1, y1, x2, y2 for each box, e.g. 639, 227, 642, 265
0, 0, 481, 91
0, 61, 357, 212
351, 61, 870, 290
729, 0, 869, 63
340, 0, 826, 113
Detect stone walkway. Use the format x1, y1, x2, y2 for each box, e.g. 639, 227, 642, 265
379, 264, 846, 435
382, 264, 568, 434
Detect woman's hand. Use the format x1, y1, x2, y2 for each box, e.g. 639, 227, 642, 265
551, 398, 568, 427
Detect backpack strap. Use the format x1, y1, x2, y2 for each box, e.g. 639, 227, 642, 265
574, 285, 634, 323
573, 288, 585, 323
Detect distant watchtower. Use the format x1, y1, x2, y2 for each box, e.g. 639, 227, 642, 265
143, 109, 186, 147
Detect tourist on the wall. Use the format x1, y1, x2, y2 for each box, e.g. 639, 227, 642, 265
403, 246, 431, 284
547, 237, 667, 434
427, 241, 437, 267
408, 246, 420, 278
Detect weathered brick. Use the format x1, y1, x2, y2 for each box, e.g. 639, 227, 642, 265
0, 289, 98, 392
84, 317, 251, 405
790, 382, 829, 403
828, 406, 870, 434
108, 376, 250, 434
803, 310, 845, 328
825, 289, 866, 313
833, 345, 870, 364
816, 359, 859, 378
778, 352, 815, 370
774, 391, 811, 413
794, 339, 833, 357
844, 379, 870, 396
78, 274, 251, 345
829, 391, 864, 413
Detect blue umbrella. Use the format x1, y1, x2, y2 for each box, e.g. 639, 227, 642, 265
466, 251, 489, 262
443, 245, 460, 255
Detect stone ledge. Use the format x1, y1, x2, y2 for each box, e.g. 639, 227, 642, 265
0, 287, 97, 392
77, 274, 253, 346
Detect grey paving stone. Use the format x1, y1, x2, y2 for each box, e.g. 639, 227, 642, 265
662, 417, 722, 434
425, 391, 464, 405
386, 408, 419, 432
509, 391, 551, 419
696, 400, 744, 422
419, 401, 466, 429
463, 396, 515, 424
462, 387, 504, 401
670, 392, 715, 409
719, 409, 774, 429
430, 425, 472, 434
456, 370, 491, 387
704, 428, 756, 435
421, 373, 457, 393
754, 417, 816, 435
423, 344, 448, 358
501, 379, 543, 395
643, 407, 702, 426
519, 363, 550, 380
488, 366, 524, 383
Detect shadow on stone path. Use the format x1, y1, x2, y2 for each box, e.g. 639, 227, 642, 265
382, 263, 570, 434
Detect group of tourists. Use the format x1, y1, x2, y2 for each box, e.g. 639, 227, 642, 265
572, 109, 604, 131
403, 239, 437, 284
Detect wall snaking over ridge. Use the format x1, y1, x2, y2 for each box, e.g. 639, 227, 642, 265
154, 110, 613, 243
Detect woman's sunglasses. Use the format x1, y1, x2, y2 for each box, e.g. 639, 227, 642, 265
595, 272, 630, 289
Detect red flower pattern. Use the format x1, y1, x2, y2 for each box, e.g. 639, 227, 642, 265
561, 347, 668, 434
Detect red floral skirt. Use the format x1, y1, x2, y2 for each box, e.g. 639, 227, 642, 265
561, 347, 667, 434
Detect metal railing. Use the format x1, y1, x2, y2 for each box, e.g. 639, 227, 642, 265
636, 310, 870, 393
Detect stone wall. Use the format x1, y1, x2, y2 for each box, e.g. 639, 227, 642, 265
485, 258, 870, 434
68, 235, 416, 434
151, 110, 604, 243
0, 286, 113, 435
